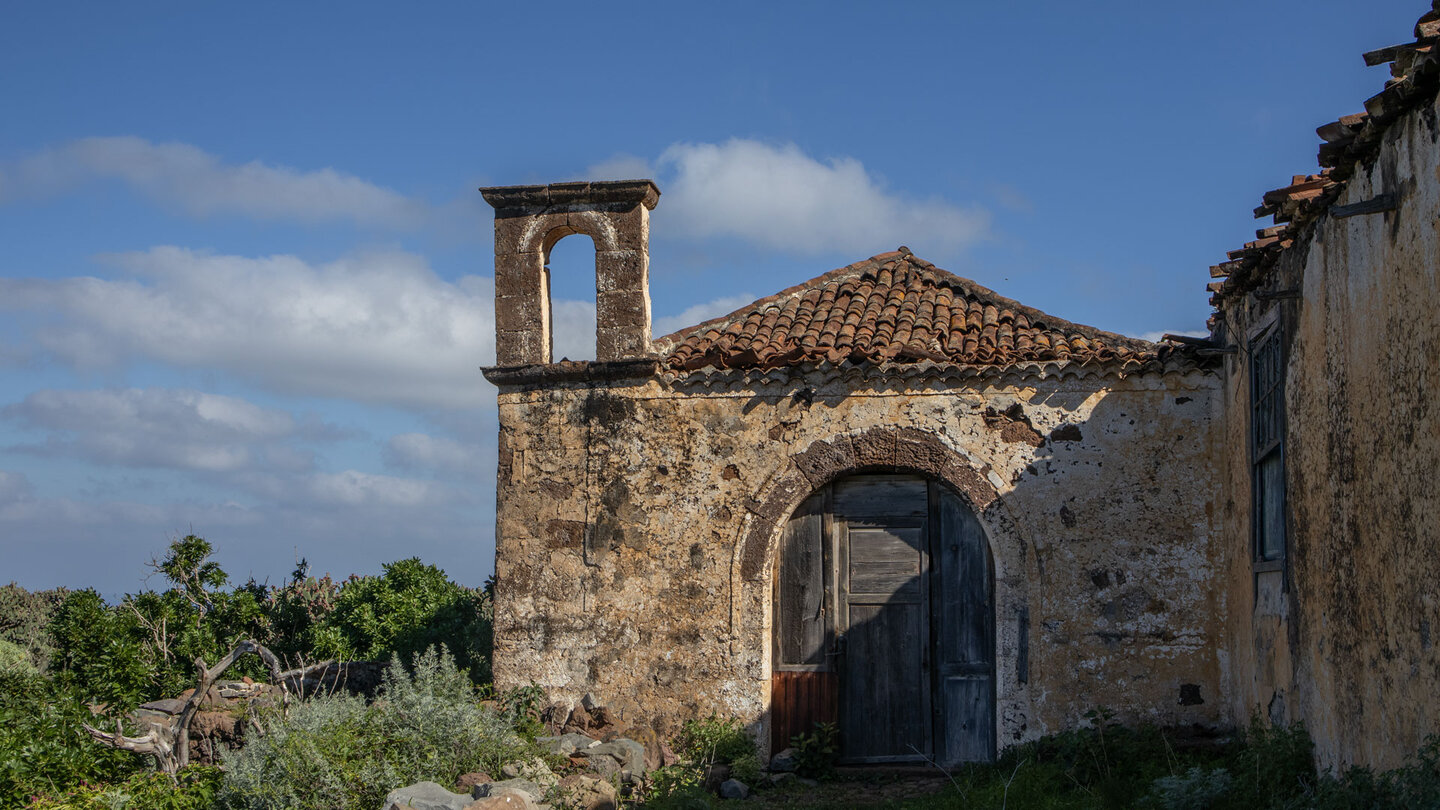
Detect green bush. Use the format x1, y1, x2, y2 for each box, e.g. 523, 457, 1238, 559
789, 721, 840, 779
1143, 766, 1234, 810
677, 714, 757, 767
264, 557, 493, 684
217, 646, 530, 810
44, 540, 494, 714
0, 639, 37, 678
25, 766, 222, 810
46, 538, 271, 709
0, 671, 140, 808
639, 714, 763, 806
0, 584, 68, 673
642, 764, 715, 810
1222, 716, 1316, 807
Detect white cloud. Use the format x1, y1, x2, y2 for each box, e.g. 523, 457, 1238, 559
300, 470, 448, 508
3, 388, 308, 472
385, 432, 484, 477
588, 139, 990, 257
0, 247, 497, 410
551, 299, 597, 362
653, 294, 758, 338
0, 136, 426, 228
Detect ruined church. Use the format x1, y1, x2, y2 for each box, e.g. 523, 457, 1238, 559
481, 5, 1440, 772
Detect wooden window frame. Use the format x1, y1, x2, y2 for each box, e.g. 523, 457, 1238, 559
1248, 311, 1287, 574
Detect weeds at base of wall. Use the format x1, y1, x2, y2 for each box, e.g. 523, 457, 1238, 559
803, 714, 1440, 810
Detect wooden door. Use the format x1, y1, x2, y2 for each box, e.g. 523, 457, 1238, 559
834, 475, 932, 762
772, 474, 995, 766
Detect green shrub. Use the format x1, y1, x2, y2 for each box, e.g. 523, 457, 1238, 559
0, 584, 67, 673
1291, 733, 1440, 810
25, 766, 222, 810
486, 682, 547, 739
1223, 716, 1316, 807
677, 715, 756, 767
0, 639, 37, 678
0, 671, 140, 807
1143, 766, 1234, 810
307, 558, 493, 681
642, 764, 715, 810
789, 721, 840, 779
45, 540, 494, 712
263, 558, 493, 685
46, 538, 271, 709
217, 646, 530, 810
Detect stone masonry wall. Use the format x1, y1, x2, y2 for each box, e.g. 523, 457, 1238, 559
492, 362, 1223, 753
1218, 91, 1440, 770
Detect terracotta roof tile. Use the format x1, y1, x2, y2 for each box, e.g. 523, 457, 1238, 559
656, 249, 1159, 372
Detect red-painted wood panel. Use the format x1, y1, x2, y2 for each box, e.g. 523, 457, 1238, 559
770, 671, 838, 753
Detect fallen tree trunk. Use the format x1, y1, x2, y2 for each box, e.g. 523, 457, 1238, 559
82, 639, 336, 777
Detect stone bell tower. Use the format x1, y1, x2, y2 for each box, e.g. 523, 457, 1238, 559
480, 180, 661, 366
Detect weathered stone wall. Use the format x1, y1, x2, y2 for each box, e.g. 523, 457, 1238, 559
492, 362, 1223, 752
1218, 91, 1440, 769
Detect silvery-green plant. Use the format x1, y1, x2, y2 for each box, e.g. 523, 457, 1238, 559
1143, 766, 1234, 810
218, 646, 530, 810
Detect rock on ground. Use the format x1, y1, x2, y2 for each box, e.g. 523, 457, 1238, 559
384, 781, 476, 810
463, 792, 537, 810
557, 774, 617, 810
500, 756, 558, 788
454, 772, 494, 793
537, 732, 600, 756
472, 779, 544, 804
576, 739, 646, 779
768, 747, 799, 773
719, 778, 750, 800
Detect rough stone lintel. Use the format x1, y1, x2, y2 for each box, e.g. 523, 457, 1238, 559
482, 358, 660, 387
481, 180, 660, 214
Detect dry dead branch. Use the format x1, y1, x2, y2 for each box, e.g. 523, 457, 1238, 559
81, 639, 335, 777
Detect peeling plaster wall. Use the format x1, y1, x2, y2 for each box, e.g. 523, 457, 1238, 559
492, 364, 1223, 751
1219, 93, 1440, 769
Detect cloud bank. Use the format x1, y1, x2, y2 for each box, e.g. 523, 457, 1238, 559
0, 247, 497, 410
4, 388, 304, 472
0, 137, 426, 228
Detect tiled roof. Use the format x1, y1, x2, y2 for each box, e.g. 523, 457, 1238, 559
656, 249, 1160, 372
1207, 3, 1440, 308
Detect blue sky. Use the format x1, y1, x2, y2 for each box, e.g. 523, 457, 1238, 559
0, 1, 1420, 596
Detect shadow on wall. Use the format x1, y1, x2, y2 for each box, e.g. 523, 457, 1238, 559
751, 383, 1217, 758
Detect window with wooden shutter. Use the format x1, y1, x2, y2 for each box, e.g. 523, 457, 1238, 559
1250, 323, 1287, 567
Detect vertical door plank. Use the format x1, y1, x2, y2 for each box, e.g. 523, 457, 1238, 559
932, 485, 995, 764
777, 492, 827, 667
842, 601, 929, 760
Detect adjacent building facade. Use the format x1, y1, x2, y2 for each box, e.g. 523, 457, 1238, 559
481, 5, 1440, 771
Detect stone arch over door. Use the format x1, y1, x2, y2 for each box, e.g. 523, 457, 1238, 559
730, 426, 1029, 760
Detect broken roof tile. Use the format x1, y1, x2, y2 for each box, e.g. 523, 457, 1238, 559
1213, 3, 1440, 306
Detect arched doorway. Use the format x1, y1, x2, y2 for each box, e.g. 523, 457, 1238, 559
771, 473, 995, 765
